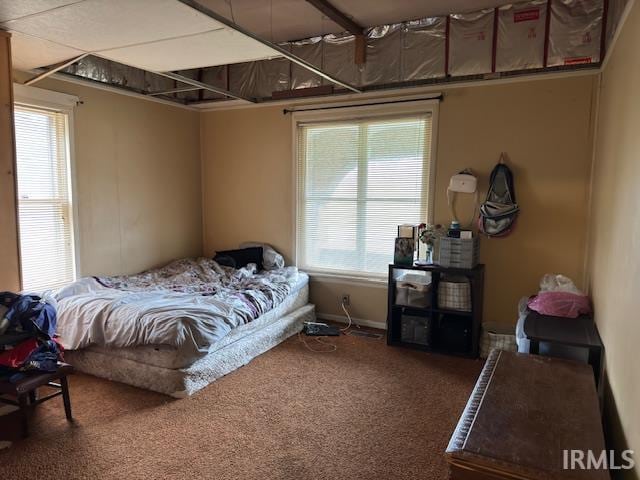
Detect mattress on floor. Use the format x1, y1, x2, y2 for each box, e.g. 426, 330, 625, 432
66, 303, 315, 397
85, 275, 309, 370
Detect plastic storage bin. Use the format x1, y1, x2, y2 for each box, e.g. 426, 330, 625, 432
395, 272, 432, 308
400, 314, 431, 346
438, 237, 479, 269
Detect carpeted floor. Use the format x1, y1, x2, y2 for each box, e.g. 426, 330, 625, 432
0, 331, 482, 480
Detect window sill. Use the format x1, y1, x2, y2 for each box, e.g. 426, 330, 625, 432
304, 271, 388, 289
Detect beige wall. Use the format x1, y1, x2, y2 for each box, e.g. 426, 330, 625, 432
201, 75, 596, 325
12, 71, 203, 277
587, 1, 640, 477
0, 32, 20, 291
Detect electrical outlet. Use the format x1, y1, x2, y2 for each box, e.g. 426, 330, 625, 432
341, 294, 350, 306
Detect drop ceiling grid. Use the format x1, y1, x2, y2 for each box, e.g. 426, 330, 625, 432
2, 0, 225, 51
0, 0, 84, 23
10, 31, 84, 70
98, 29, 280, 71
2, 0, 281, 72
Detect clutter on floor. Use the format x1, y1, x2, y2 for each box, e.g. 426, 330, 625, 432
0, 292, 64, 382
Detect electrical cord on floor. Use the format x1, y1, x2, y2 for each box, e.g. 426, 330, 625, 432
298, 331, 337, 353
298, 301, 381, 352
342, 302, 383, 340
340, 301, 360, 332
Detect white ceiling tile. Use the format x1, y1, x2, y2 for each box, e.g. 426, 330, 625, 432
4, 0, 224, 52
9, 31, 84, 70
0, 0, 82, 23
98, 29, 280, 72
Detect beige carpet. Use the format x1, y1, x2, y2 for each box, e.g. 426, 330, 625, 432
0, 331, 481, 480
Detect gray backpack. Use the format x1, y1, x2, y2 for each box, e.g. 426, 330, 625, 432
478, 158, 519, 237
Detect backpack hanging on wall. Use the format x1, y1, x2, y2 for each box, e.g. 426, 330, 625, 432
478, 154, 519, 237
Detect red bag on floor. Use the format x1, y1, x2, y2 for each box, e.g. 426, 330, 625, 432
527, 291, 592, 319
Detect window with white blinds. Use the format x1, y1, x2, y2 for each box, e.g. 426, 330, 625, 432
296, 111, 435, 278
14, 105, 76, 291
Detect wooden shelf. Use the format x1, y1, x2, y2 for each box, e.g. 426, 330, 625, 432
387, 263, 484, 358
390, 263, 484, 275
431, 308, 473, 317
391, 304, 473, 317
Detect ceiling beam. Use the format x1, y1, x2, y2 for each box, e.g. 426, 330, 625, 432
23, 53, 90, 86
304, 0, 366, 64
156, 71, 256, 102
304, 0, 362, 36
176, 0, 362, 93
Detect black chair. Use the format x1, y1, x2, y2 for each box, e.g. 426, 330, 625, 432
0, 363, 74, 438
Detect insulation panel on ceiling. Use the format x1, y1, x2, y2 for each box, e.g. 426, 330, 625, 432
290, 38, 323, 90
547, 0, 603, 66
229, 62, 257, 98
322, 33, 360, 87
496, 0, 547, 72
255, 57, 290, 98
449, 9, 495, 76
25, 0, 607, 106
362, 25, 402, 86
401, 18, 446, 82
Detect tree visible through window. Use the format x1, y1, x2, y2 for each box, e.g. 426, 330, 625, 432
296, 113, 434, 277
14, 105, 76, 291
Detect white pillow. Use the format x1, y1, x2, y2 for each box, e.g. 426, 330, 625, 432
239, 242, 285, 270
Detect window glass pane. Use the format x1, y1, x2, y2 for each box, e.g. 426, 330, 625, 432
306, 124, 359, 199
14, 105, 75, 292
297, 112, 434, 277
366, 119, 425, 199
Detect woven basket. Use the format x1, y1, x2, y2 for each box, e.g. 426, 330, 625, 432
480, 327, 517, 358
438, 279, 471, 311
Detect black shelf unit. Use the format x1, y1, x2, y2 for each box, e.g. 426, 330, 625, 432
386, 263, 485, 358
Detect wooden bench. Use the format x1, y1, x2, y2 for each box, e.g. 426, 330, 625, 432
0, 363, 74, 438
446, 350, 608, 479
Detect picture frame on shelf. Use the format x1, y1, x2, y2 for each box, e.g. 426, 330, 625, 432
394, 237, 415, 266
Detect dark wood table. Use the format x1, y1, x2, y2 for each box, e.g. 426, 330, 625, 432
446, 350, 608, 479
524, 311, 604, 388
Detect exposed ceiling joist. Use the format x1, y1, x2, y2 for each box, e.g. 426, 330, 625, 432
23, 52, 90, 86
176, 0, 363, 93
156, 70, 255, 102
303, 0, 363, 36
304, 0, 367, 64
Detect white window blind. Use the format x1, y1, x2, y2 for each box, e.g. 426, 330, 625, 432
296, 113, 434, 278
14, 105, 76, 291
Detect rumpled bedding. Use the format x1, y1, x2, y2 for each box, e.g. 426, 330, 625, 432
55, 258, 300, 354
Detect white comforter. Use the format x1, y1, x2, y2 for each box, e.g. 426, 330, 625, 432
55, 258, 300, 353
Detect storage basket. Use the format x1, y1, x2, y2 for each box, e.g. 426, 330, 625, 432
438, 277, 472, 311
438, 237, 479, 269
396, 273, 432, 308
480, 323, 517, 358
400, 314, 431, 346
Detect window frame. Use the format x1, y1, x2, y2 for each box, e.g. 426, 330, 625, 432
292, 99, 440, 282
13, 83, 81, 290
